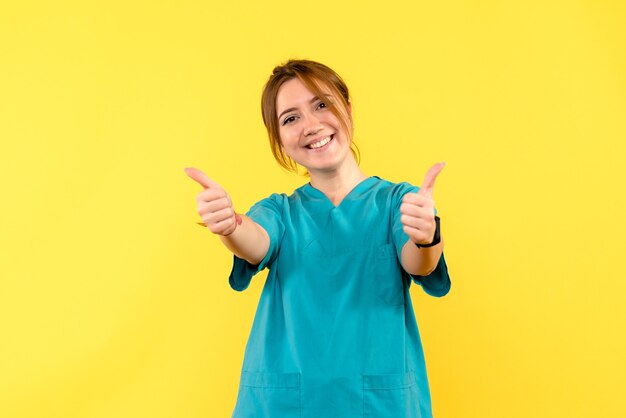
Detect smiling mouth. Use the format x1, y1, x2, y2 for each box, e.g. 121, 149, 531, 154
307, 134, 334, 149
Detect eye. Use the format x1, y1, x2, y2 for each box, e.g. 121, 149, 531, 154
282, 115, 297, 126
316, 101, 327, 110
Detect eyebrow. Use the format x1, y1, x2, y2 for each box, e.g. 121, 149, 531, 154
277, 95, 332, 121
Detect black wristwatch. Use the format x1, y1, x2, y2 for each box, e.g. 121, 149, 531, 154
415, 216, 441, 248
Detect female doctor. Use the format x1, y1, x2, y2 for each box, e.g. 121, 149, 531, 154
185, 59, 451, 418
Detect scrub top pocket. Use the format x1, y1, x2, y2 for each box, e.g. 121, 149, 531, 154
232, 371, 301, 418
363, 371, 421, 418
375, 243, 404, 306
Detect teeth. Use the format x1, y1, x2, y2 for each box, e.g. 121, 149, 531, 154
309, 136, 331, 149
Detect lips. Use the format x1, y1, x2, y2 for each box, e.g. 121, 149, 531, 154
306, 134, 334, 149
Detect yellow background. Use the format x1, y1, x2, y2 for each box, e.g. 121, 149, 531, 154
1, 1, 625, 417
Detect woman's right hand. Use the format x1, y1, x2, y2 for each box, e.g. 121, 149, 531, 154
184, 167, 241, 236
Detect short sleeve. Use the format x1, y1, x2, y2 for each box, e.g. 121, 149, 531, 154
228, 193, 286, 292
410, 253, 451, 297
391, 182, 451, 298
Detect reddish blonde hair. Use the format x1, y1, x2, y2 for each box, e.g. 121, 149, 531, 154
261, 59, 360, 173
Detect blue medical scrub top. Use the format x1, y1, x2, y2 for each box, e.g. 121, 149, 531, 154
229, 176, 451, 418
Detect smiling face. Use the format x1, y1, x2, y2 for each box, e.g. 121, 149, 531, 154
275, 78, 353, 175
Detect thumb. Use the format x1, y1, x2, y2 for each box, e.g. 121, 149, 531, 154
418, 162, 445, 197
184, 167, 220, 189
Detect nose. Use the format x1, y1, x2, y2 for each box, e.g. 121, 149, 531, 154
303, 113, 323, 136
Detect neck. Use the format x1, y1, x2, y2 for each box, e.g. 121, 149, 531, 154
308, 157, 368, 206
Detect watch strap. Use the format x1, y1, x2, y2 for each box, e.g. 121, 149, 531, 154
416, 216, 441, 248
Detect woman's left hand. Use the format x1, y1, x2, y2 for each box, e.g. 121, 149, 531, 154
400, 162, 445, 246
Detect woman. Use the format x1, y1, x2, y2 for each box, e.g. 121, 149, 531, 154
185, 59, 451, 418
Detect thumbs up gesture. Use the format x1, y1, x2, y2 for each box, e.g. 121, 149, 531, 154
184, 167, 241, 236
400, 162, 445, 246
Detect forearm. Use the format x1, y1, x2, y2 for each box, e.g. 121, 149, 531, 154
219, 215, 270, 265
400, 237, 444, 276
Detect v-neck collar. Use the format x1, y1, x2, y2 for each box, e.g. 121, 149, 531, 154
302, 176, 379, 208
